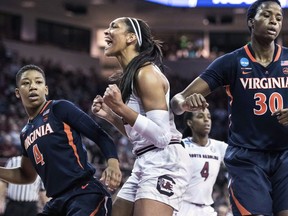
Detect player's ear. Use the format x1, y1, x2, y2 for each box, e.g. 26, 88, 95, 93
127, 33, 137, 44
187, 119, 193, 127
248, 18, 254, 29
45, 85, 49, 96
15, 88, 20, 98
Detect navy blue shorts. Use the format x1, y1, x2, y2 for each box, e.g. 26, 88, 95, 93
38, 177, 112, 216
224, 146, 288, 216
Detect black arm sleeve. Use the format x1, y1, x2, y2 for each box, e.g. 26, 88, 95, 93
52, 100, 118, 160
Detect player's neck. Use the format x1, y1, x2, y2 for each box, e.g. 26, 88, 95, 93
26, 101, 47, 121
250, 40, 275, 61
190, 136, 209, 147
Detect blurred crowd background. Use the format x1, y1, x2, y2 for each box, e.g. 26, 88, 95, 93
3, 1, 286, 215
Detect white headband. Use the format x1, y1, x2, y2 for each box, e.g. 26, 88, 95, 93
127, 18, 142, 47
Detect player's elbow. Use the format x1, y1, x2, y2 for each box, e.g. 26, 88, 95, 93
20, 169, 37, 184
171, 95, 185, 115
151, 131, 172, 148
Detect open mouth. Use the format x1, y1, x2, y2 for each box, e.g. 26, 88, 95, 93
104, 38, 113, 48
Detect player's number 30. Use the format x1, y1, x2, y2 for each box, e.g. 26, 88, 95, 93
254, 92, 283, 115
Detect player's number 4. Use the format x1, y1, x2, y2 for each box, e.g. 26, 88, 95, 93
33, 144, 45, 165
200, 161, 209, 181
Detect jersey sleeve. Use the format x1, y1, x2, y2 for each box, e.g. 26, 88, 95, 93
52, 100, 118, 160
200, 52, 236, 91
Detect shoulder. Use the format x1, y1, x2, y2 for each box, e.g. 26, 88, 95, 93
53, 99, 74, 106
210, 138, 228, 152
136, 63, 168, 91
210, 138, 227, 146
52, 99, 76, 110
137, 64, 164, 80
280, 45, 288, 54
213, 48, 242, 63
51, 99, 81, 118
206, 50, 240, 74
182, 137, 193, 147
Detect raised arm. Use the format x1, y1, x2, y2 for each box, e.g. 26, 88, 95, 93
103, 64, 172, 148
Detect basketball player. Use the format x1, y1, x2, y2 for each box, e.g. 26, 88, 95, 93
0, 64, 122, 216
174, 108, 227, 216
91, 17, 193, 216
171, 0, 288, 215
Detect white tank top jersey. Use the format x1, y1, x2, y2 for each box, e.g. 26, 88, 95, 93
124, 68, 182, 154
182, 137, 228, 205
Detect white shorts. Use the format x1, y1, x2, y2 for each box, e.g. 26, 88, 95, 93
173, 202, 217, 216
116, 144, 193, 211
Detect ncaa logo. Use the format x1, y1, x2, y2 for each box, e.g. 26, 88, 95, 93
240, 58, 249, 67
157, 175, 175, 197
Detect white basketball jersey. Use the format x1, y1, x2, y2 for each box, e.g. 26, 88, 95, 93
124, 66, 182, 154
182, 137, 228, 205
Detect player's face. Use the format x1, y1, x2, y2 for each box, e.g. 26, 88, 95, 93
103, 17, 132, 57
15, 70, 48, 110
188, 108, 211, 136
252, 1, 282, 41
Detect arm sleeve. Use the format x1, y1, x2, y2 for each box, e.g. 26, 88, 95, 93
133, 110, 172, 148
52, 100, 118, 160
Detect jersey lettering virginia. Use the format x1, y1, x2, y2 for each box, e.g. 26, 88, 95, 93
200, 43, 288, 150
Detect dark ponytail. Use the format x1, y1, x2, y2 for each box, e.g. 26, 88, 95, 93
182, 112, 193, 138
118, 18, 164, 103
